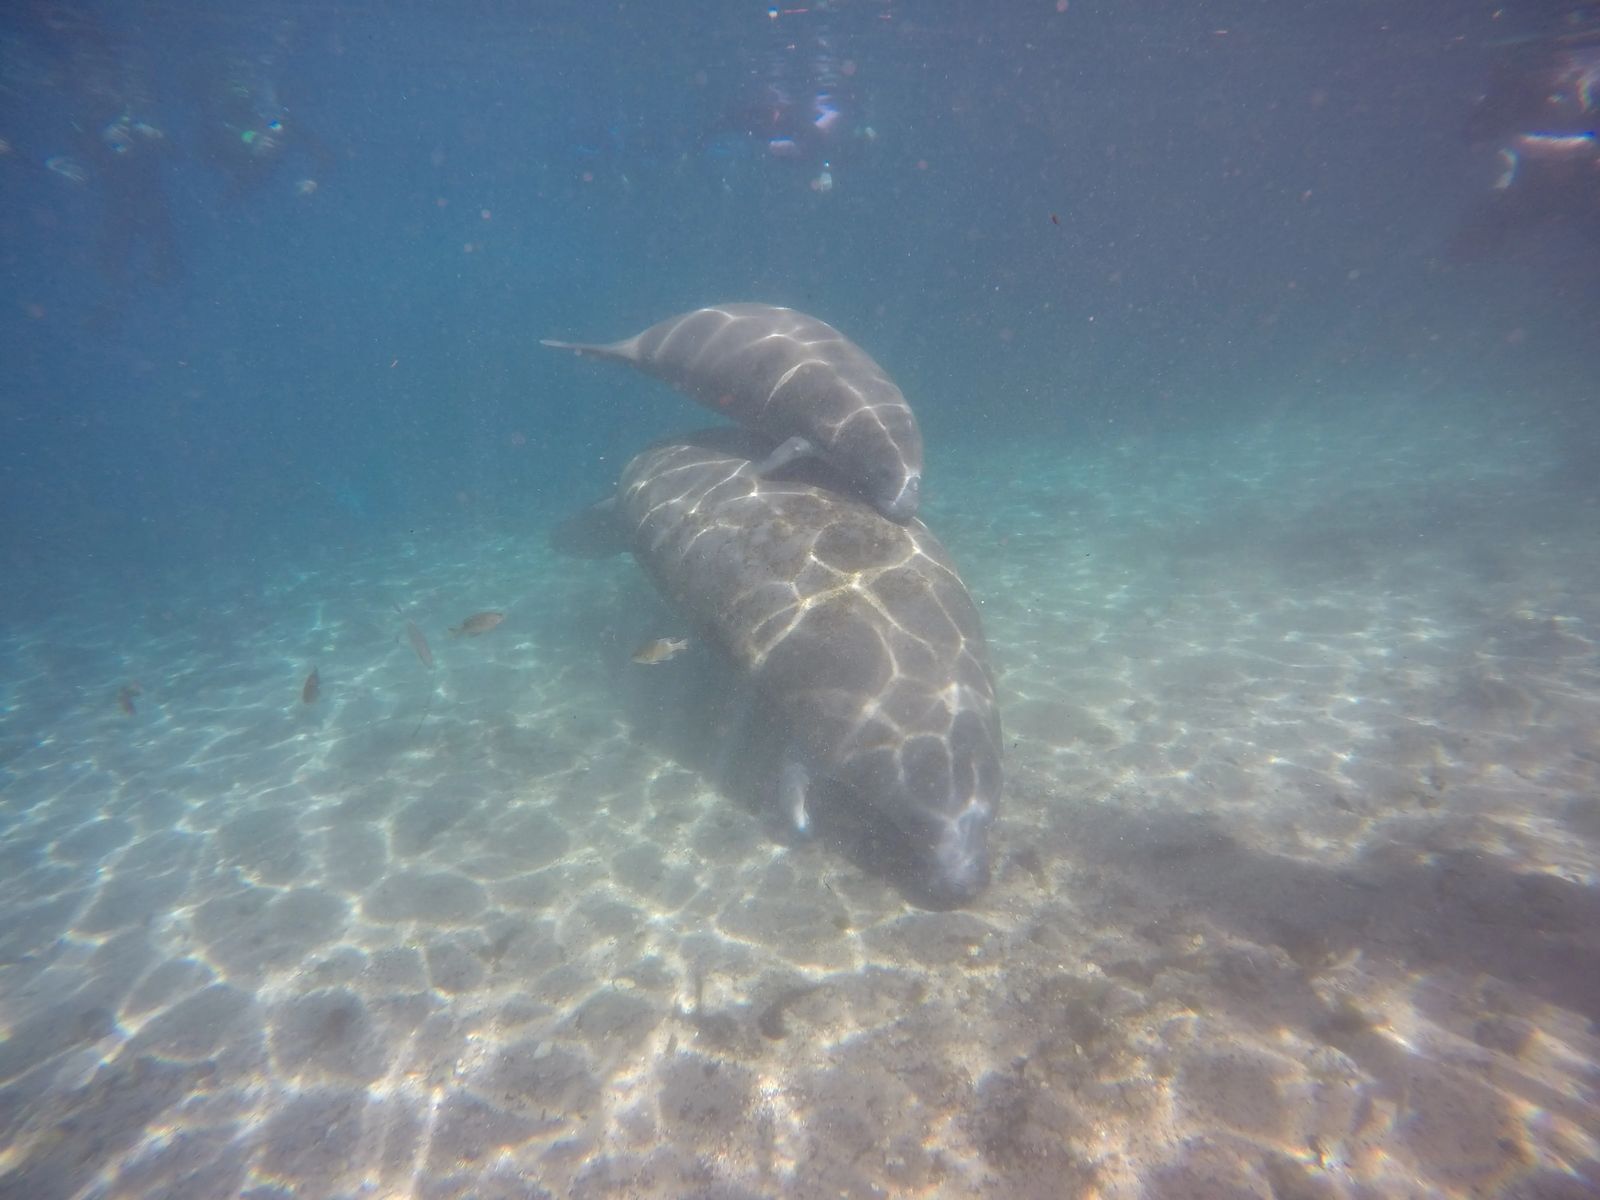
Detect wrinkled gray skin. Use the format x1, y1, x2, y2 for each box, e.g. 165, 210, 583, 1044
543, 303, 924, 522
607, 428, 1000, 906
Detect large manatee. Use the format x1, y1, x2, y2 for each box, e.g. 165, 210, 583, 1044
560, 428, 1000, 906
543, 303, 924, 522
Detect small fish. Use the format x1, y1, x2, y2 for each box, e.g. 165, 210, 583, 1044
405, 620, 434, 669
302, 666, 320, 705
449, 611, 504, 637
116, 680, 142, 716
632, 637, 689, 665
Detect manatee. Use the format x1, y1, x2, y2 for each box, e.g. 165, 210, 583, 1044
560, 427, 1000, 906
542, 303, 924, 522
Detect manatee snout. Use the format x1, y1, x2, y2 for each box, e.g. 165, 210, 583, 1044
913, 800, 995, 908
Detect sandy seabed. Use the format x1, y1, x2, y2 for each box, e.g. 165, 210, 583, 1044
0, 396, 1596, 1199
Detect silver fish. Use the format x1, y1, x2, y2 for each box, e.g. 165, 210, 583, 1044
632, 637, 689, 665
450, 611, 505, 637
405, 620, 434, 668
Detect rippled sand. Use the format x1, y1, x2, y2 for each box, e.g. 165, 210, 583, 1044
1, 397, 1595, 1199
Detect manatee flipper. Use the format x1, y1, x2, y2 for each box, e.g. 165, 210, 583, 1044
777, 754, 813, 834
751, 435, 817, 477
539, 337, 640, 365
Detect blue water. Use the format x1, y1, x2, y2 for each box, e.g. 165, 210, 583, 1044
3, 1, 1594, 605
2, 4, 1599, 1198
